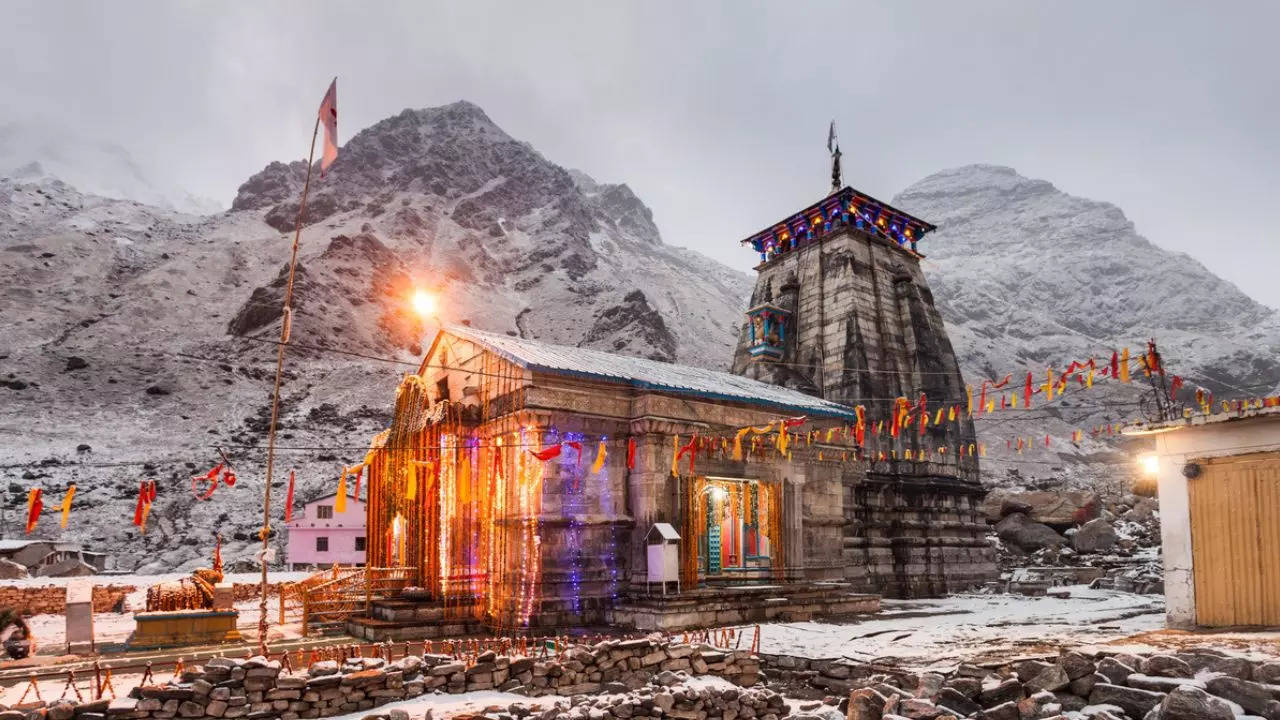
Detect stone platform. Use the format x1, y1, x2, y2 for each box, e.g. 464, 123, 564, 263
605, 581, 880, 631
129, 609, 241, 649
346, 597, 487, 642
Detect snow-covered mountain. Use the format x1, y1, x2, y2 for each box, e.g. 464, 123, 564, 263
0, 101, 752, 571
893, 164, 1280, 487
0, 121, 221, 216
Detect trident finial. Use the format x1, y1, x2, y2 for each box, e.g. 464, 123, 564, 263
828, 120, 843, 194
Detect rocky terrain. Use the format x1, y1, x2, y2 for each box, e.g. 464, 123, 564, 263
11, 634, 1280, 720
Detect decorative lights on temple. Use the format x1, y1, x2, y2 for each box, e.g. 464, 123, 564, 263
744, 187, 934, 263
744, 303, 789, 361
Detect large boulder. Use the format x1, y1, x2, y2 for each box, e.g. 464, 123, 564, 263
983, 490, 1100, 528
1089, 683, 1166, 718
0, 558, 28, 579
1161, 685, 1235, 720
995, 512, 1066, 552
1072, 519, 1119, 554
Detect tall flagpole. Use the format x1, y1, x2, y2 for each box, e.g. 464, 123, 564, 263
258, 114, 322, 654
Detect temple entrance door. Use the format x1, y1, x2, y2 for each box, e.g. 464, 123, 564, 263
706, 500, 722, 575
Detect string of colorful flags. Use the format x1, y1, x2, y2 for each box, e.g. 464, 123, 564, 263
21, 342, 1280, 534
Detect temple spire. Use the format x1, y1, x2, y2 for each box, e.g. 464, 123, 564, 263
827, 120, 843, 193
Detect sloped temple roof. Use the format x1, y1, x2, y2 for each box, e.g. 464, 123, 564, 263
741, 185, 937, 257
433, 325, 859, 420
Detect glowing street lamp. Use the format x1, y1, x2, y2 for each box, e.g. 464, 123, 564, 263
1138, 454, 1159, 477
410, 289, 437, 319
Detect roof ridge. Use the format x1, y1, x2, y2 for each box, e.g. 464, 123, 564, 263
440, 324, 858, 419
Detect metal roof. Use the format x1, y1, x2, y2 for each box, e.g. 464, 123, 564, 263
436, 325, 859, 420
1124, 403, 1280, 436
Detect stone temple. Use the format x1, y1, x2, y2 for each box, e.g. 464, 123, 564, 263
352, 185, 996, 639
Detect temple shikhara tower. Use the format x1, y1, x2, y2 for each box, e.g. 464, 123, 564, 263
731, 181, 996, 596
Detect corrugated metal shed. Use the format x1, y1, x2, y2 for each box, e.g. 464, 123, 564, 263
438, 325, 858, 420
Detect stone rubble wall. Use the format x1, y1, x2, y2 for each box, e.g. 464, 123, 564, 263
479, 681, 792, 720
0, 584, 134, 615
761, 647, 1280, 720
0, 638, 761, 720
0, 581, 276, 617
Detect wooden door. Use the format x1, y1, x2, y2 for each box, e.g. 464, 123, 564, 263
1188, 452, 1280, 626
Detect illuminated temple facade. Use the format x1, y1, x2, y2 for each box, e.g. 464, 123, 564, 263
360, 187, 996, 632
362, 324, 867, 629
731, 186, 997, 596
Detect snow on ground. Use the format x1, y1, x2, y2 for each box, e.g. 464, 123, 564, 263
20, 572, 312, 649
323, 690, 568, 720
758, 586, 1165, 669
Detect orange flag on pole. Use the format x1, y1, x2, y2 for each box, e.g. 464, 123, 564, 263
318, 78, 339, 174
60, 485, 75, 529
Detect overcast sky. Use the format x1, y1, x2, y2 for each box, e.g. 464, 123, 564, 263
4, 1, 1278, 307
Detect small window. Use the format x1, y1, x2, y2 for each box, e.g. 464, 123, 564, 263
354, 537, 366, 552
316, 505, 334, 519
315, 537, 329, 552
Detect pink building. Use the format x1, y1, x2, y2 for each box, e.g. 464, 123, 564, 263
285, 492, 367, 570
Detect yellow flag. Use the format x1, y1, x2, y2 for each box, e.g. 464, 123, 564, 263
591, 440, 607, 474
732, 427, 748, 461
335, 470, 348, 513
1119, 348, 1131, 383
671, 435, 680, 476
948, 406, 957, 422
406, 463, 417, 500
966, 385, 974, 416
60, 485, 76, 529
934, 408, 944, 425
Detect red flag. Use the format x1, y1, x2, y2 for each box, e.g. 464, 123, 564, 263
318, 78, 338, 174
133, 481, 148, 525
284, 470, 296, 523
25, 489, 42, 534
221, 467, 237, 487
626, 438, 636, 470
1110, 351, 1119, 379
676, 436, 698, 475
148, 480, 157, 503
565, 441, 583, 466
530, 444, 562, 462
1024, 372, 1034, 408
